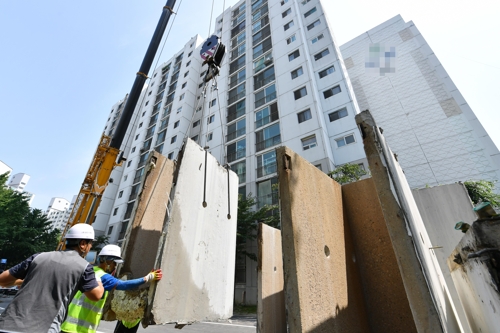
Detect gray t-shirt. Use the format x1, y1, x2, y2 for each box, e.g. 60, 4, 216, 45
0, 250, 98, 333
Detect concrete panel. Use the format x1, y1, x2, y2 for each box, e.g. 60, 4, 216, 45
148, 138, 239, 325
355, 110, 443, 332
448, 218, 500, 332
277, 146, 370, 333
120, 151, 174, 278
257, 223, 286, 333
413, 184, 477, 333
342, 178, 417, 333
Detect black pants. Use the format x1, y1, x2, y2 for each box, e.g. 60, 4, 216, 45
114, 321, 140, 333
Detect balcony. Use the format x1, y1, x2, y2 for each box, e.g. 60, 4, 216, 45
227, 149, 246, 163
256, 134, 281, 152
228, 91, 246, 106
257, 163, 277, 178
227, 108, 245, 123
226, 127, 246, 142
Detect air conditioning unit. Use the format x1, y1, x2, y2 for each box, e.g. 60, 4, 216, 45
264, 57, 273, 65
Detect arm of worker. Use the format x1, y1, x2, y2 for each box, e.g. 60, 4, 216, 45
81, 264, 105, 301
101, 269, 163, 291
0, 254, 38, 287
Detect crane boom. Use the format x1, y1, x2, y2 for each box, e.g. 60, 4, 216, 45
57, 0, 177, 250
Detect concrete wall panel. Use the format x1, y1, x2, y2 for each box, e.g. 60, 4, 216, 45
148, 139, 239, 325
342, 178, 416, 332
120, 152, 174, 278
277, 146, 370, 333
257, 223, 286, 333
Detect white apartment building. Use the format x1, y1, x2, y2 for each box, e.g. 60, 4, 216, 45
91, 0, 499, 304
0, 161, 12, 179
45, 197, 71, 231
8, 172, 35, 206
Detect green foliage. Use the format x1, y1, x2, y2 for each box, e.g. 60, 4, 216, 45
464, 180, 500, 206
93, 235, 110, 252
328, 163, 367, 184
237, 194, 280, 261
0, 173, 60, 267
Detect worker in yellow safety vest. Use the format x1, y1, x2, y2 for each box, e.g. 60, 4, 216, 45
60, 244, 162, 333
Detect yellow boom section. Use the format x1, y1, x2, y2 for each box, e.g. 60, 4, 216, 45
57, 134, 121, 250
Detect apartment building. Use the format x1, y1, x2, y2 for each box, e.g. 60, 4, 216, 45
92, 0, 499, 305
45, 197, 71, 231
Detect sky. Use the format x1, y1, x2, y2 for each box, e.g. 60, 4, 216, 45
1, 0, 498, 210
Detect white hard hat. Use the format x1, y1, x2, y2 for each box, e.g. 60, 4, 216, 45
99, 244, 124, 263
66, 223, 95, 240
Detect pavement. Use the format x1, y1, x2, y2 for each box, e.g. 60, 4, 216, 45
0, 295, 257, 333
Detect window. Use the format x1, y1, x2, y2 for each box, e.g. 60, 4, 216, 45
196, 106, 202, 112
302, 135, 317, 150
184, 71, 189, 77
297, 109, 312, 123
182, 82, 187, 89
179, 93, 185, 101
199, 83, 203, 88
168, 152, 174, 159
191, 135, 199, 142
142, 111, 146, 117
138, 123, 142, 129
291, 67, 303, 79
288, 49, 300, 61
193, 120, 200, 127
329, 107, 348, 122
227, 138, 246, 163
200, 70, 207, 77
229, 55, 246, 75
323, 85, 341, 99
311, 33, 324, 44
282, 8, 291, 18
177, 107, 182, 113
255, 102, 278, 128
124, 175, 128, 181
227, 118, 246, 141
314, 48, 330, 61
254, 66, 275, 90
231, 21, 246, 38
207, 132, 213, 141
171, 135, 177, 144
253, 37, 272, 59
253, 25, 270, 45
255, 84, 276, 108
207, 115, 215, 124
210, 99, 217, 107
231, 31, 246, 49
148, 91, 152, 96
307, 19, 320, 30
118, 191, 123, 198
229, 69, 246, 89
228, 83, 246, 105
174, 120, 180, 128
113, 208, 118, 216
284, 20, 294, 31
156, 130, 166, 144
231, 161, 246, 184
294, 86, 307, 100
315, 164, 322, 171
145, 101, 149, 106
132, 147, 136, 153
336, 134, 355, 147
281, 0, 289, 5
286, 34, 296, 44
256, 122, 281, 152
186, 60, 191, 67
127, 160, 132, 167
253, 52, 273, 73
188, 51, 193, 57
257, 177, 278, 208
135, 134, 139, 140
301, 0, 311, 4
252, 16, 269, 34
227, 99, 246, 122
107, 226, 114, 236
231, 42, 246, 60
257, 150, 277, 178
319, 65, 335, 78
304, 7, 317, 18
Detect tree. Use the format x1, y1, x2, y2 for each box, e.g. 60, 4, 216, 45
328, 163, 367, 184
236, 194, 279, 261
464, 180, 500, 206
93, 235, 110, 252
0, 173, 60, 267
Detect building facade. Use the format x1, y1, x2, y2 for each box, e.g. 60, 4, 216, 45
8, 172, 34, 206
45, 197, 72, 231
91, 0, 499, 305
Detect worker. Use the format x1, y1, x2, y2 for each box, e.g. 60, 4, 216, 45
60, 244, 162, 333
0, 223, 104, 333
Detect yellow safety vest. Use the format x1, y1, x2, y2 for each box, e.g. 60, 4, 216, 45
60, 267, 108, 333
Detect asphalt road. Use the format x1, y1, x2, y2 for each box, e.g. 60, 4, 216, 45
0, 295, 257, 333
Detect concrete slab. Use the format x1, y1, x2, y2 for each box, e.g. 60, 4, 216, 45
413, 183, 476, 333
277, 146, 370, 333
257, 223, 286, 333
342, 178, 416, 333
120, 151, 175, 278
448, 218, 500, 332
147, 138, 239, 325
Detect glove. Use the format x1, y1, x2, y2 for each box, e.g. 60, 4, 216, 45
144, 269, 162, 282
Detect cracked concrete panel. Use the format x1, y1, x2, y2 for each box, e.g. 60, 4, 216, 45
148, 138, 238, 325
120, 152, 175, 279
257, 223, 286, 333
342, 178, 416, 333
277, 146, 370, 333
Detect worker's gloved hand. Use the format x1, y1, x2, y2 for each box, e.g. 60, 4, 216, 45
144, 269, 162, 282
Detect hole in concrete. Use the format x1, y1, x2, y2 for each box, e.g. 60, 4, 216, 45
352, 254, 356, 263
274, 266, 277, 272
324, 245, 330, 258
